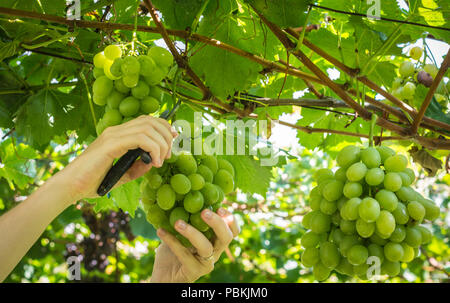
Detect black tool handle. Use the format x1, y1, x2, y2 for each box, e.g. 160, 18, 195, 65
97, 148, 150, 196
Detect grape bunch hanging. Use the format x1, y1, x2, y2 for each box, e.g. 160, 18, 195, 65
91, 44, 174, 134
141, 152, 235, 247
300, 145, 440, 281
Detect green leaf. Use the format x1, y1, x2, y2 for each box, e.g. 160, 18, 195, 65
110, 180, 140, 217
222, 155, 272, 197
152, 0, 205, 30
129, 208, 158, 239
0, 138, 36, 189
86, 195, 116, 212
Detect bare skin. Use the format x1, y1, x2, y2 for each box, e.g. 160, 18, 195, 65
0, 115, 239, 282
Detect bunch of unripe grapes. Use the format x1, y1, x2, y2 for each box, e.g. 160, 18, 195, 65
391, 46, 449, 107
300, 144, 440, 281
91, 44, 174, 134
140, 152, 235, 247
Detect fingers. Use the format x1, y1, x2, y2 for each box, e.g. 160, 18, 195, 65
119, 160, 152, 185
217, 208, 240, 237
156, 228, 198, 269
201, 209, 234, 260
174, 220, 214, 259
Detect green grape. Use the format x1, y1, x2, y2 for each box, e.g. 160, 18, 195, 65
403, 168, 415, 183
143, 65, 167, 85
404, 226, 422, 248
381, 260, 400, 277
149, 86, 163, 102
336, 197, 347, 211
360, 147, 381, 168
201, 156, 218, 174
302, 210, 318, 229
93, 52, 107, 68
407, 201, 425, 222
140, 96, 159, 114
392, 202, 409, 224
96, 119, 107, 135
148, 46, 174, 68
317, 179, 332, 195
359, 197, 380, 223
375, 210, 395, 236
211, 202, 222, 212
104, 45, 122, 60
201, 183, 219, 205
339, 235, 360, 257
103, 59, 120, 80
409, 46, 423, 60
347, 245, 368, 265
197, 165, 213, 183
156, 184, 176, 210
122, 73, 139, 88
417, 198, 440, 221
331, 228, 344, 244
389, 225, 406, 243
301, 247, 320, 267
396, 187, 416, 203
93, 76, 113, 98
336, 145, 361, 168
392, 77, 403, 90
301, 231, 320, 248
313, 262, 331, 281
402, 82, 416, 98
399, 243, 414, 262
331, 211, 341, 226
340, 219, 356, 235
375, 189, 398, 212
93, 93, 107, 106
398, 172, 412, 187
376, 146, 395, 164
346, 162, 368, 182
384, 242, 404, 262
188, 174, 205, 191
176, 233, 193, 248
103, 109, 122, 127
399, 61, 415, 78
190, 212, 209, 232
148, 174, 163, 189
119, 96, 140, 117
384, 155, 408, 172
121, 56, 140, 75
169, 207, 190, 227
165, 153, 178, 164
217, 159, 235, 177
93, 67, 105, 79
353, 263, 369, 280
334, 167, 347, 182
131, 81, 150, 99
183, 191, 204, 213
310, 212, 331, 234
216, 185, 225, 203
314, 168, 334, 183
138, 55, 157, 77
176, 153, 198, 175
323, 180, 344, 201
106, 90, 125, 109
146, 204, 167, 228
335, 258, 354, 276
214, 169, 234, 194
170, 174, 191, 195
114, 78, 131, 94
384, 172, 402, 192
343, 182, 363, 199
356, 219, 375, 238
424, 64, 438, 78
416, 226, 431, 244
320, 199, 337, 215
319, 242, 340, 269
341, 197, 361, 221
368, 243, 385, 264
110, 58, 123, 78
365, 168, 384, 186
369, 233, 387, 246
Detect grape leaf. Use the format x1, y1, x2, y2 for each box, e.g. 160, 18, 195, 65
222, 155, 272, 197
152, 0, 205, 30
110, 180, 140, 217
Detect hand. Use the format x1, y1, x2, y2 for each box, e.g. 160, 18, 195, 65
150, 208, 240, 283
59, 115, 178, 202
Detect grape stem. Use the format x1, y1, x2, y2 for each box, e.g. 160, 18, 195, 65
79, 71, 98, 130
369, 113, 377, 147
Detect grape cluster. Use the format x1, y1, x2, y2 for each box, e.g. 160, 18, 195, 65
141, 152, 235, 247
64, 209, 135, 273
391, 46, 449, 108
91, 45, 174, 134
300, 145, 440, 281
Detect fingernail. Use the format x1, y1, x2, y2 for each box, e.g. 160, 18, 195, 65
217, 208, 227, 216
158, 228, 166, 237
176, 220, 187, 230
203, 209, 213, 220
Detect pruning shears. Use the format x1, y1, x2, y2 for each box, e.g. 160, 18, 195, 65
97, 100, 182, 196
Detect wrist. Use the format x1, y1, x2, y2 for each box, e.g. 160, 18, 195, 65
44, 169, 79, 208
